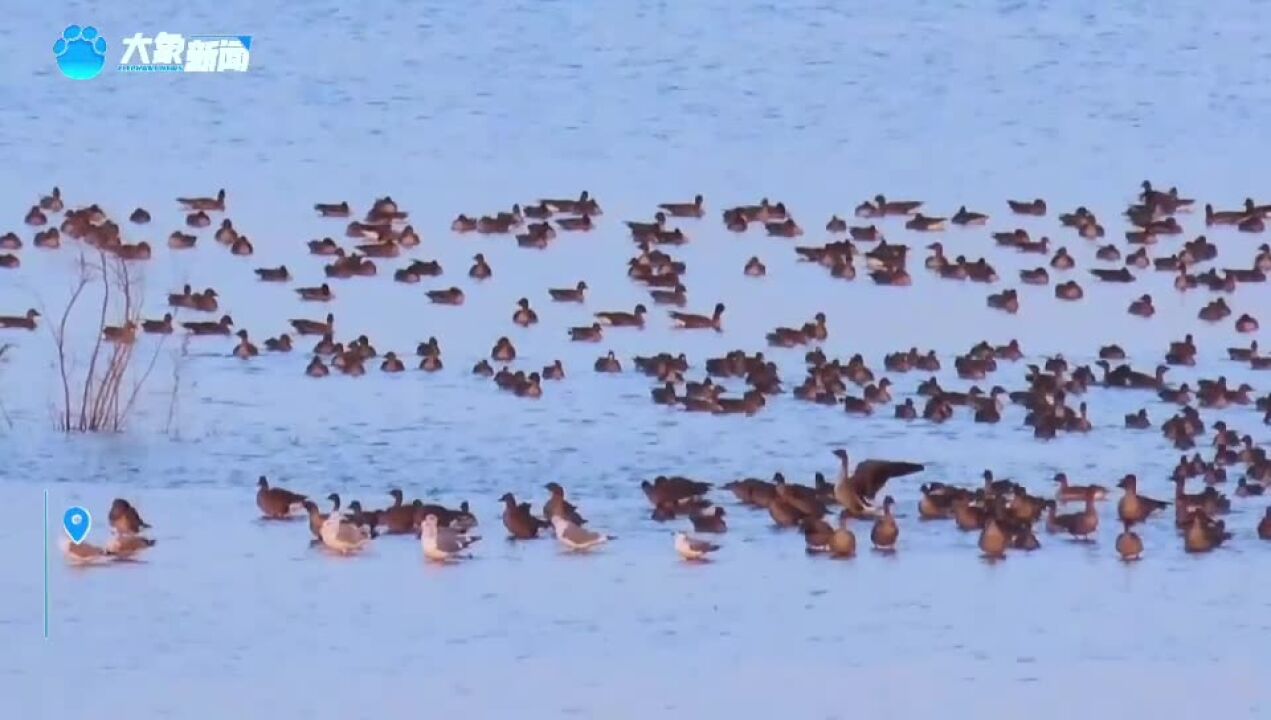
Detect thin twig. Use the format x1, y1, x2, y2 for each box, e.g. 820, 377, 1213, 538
49, 257, 90, 432
78, 250, 110, 431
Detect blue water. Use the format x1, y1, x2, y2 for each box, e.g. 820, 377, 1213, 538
2, 1, 1270, 717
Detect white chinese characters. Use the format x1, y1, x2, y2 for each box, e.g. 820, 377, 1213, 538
117, 32, 252, 73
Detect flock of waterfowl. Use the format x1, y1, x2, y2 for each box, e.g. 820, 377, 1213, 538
3, 182, 1267, 563
59, 439, 1271, 567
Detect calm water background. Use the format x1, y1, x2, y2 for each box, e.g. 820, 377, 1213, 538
2, 1, 1270, 717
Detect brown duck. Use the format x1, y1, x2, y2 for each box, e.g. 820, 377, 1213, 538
1115, 521, 1143, 560
1183, 509, 1231, 553
256, 476, 306, 519
548, 281, 588, 303
832, 449, 924, 506
500, 493, 549, 539
426, 287, 465, 305
1116, 474, 1169, 524
183, 315, 234, 336
870, 496, 899, 550
290, 313, 334, 335
1048, 497, 1098, 539
669, 303, 725, 330
690, 507, 727, 534
543, 482, 586, 525
108, 498, 151, 535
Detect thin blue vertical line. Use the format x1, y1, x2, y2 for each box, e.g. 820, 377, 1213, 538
43, 489, 49, 639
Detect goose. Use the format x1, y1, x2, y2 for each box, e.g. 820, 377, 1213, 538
104, 533, 156, 560
1116, 474, 1169, 524
548, 281, 588, 303
0, 309, 40, 330
978, 515, 1008, 559
232, 330, 258, 359
1183, 509, 1231, 553
870, 497, 899, 550
295, 283, 333, 302
659, 195, 705, 218
468, 253, 493, 279
177, 188, 226, 211
1053, 472, 1108, 502
302, 495, 342, 540
108, 499, 151, 535
230, 236, 254, 256
1115, 521, 1143, 561
307, 237, 341, 255
556, 214, 594, 232
542, 359, 565, 380
595, 304, 647, 328
543, 482, 586, 526
1049, 497, 1098, 539
1008, 198, 1046, 215
305, 357, 329, 377
832, 449, 924, 507
256, 476, 306, 519
952, 206, 989, 225
183, 315, 233, 336
500, 493, 549, 539
102, 322, 138, 344
568, 323, 603, 342
426, 287, 465, 305
255, 265, 290, 282
827, 514, 858, 558
289, 313, 334, 335
874, 194, 922, 215
669, 303, 725, 330
905, 214, 946, 231
512, 298, 539, 327
690, 507, 727, 534
262, 333, 291, 353
314, 201, 351, 217
39, 186, 63, 212
541, 191, 599, 215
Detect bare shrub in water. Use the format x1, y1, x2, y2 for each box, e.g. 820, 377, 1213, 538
46, 250, 170, 433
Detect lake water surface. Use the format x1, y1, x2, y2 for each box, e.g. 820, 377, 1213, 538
2, 1, 1270, 718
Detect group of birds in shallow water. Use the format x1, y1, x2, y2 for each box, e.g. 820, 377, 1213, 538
60, 440, 1271, 567
3, 181, 1265, 563
0, 183, 1266, 418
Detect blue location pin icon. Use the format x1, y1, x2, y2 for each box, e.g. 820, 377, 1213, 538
63, 506, 91, 545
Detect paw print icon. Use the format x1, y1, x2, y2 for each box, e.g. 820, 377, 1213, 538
54, 24, 108, 79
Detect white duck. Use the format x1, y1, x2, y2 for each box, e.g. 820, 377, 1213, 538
60, 537, 110, 566
420, 514, 480, 562
320, 509, 371, 554
673, 531, 720, 561
551, 515, 613, 551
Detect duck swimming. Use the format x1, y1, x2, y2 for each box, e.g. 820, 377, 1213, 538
659, 194, 705, 218
512, 298, 539, 326
183, 315, 233, 336
426, 287, 465, 305
548, 281, 587, 303
669, 303, 725, 331
952, 206, 988, 225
